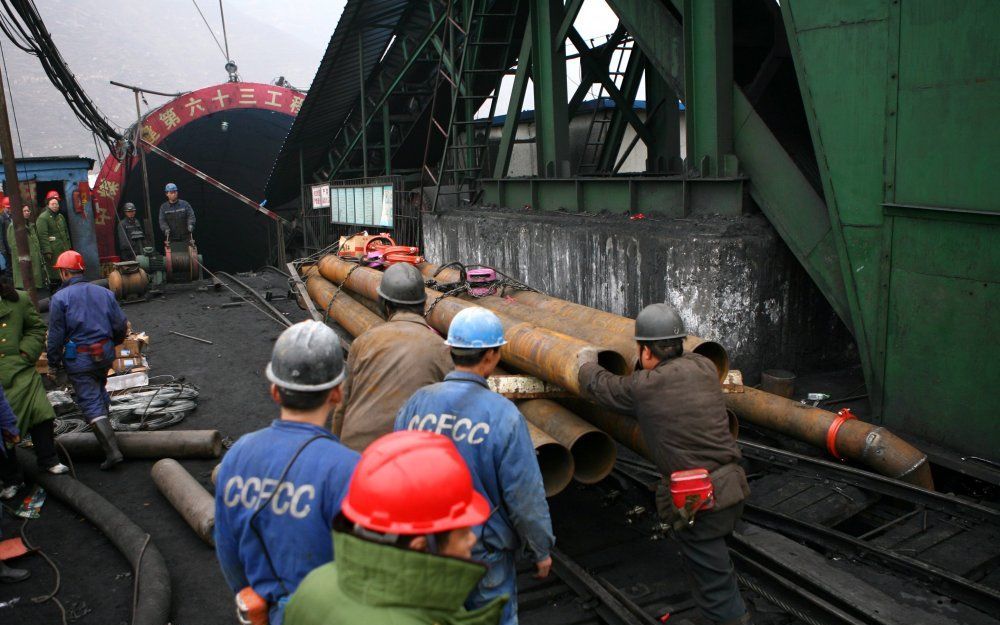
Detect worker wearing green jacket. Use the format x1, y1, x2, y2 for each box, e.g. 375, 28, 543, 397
6, 204, 45, 291
35, 190, 71, 290
0, 277, 66, 475
285, 431, 506, 625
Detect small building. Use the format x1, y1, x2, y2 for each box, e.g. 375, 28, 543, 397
0, 155, 99, 279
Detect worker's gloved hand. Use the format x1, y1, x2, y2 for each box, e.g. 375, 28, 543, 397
163, 229, 170, 241
187, 225, 193, 233
534, 556, 552, 579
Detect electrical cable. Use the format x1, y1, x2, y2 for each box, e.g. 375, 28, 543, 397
18, 518, 68, 625
189, 0, 227, 61
0, 0, 122, 152
218, 0, 230, 62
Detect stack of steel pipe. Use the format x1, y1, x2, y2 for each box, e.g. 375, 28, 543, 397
302, 267, 618, 496
309, 256, 934, 490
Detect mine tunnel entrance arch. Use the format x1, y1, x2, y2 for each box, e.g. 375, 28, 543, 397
92, 82, 302, 272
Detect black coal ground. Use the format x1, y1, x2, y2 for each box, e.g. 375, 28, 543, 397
0, 273, 798, 625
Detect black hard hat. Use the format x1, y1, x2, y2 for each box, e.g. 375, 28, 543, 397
376, 263, 426, 305
123, 203, 136, 212
634, 303, 687, 341
265, 321, 345, 391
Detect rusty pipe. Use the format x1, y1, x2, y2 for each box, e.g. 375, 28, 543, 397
304, 272, 383, 337
317, 256, 629, 394
519, 399, 617, 484
526, 422, 575, 497
724, 386, 933, 489
56, 430, 222, 460
301, 273, 577, 497
418, 262, 729, 379
151, 459, 215, 546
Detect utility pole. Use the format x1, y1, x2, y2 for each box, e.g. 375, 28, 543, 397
132, 90, 156, 248
0, 62, 38, 306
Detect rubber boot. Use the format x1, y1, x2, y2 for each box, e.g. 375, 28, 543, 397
0, 559, 30, 583
91, 418, 124, 470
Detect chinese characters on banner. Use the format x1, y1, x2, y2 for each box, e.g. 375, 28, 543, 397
90, 83, 303, 261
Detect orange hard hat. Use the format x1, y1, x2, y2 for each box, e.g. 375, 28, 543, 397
1, 197, 9, 209
45, 190, 60, 201
53, 250, 85, 271
341, 431, 490, 535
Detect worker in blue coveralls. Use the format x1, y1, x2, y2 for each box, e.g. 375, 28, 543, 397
395, 306, 554, 625
158, 182, 196, 248
46, 250, 128, 470
214, 320, 360, 625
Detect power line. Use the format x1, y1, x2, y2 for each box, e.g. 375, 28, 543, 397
190, 0, 227, 61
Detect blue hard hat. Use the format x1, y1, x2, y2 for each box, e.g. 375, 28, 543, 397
445, 307, 507, 349
164, 183, 178, 192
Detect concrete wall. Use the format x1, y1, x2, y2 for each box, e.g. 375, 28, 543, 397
423, 207, 856, 381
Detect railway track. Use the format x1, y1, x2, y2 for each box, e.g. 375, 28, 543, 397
612, 438, 1000, 625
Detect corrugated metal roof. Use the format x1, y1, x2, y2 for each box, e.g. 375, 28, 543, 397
265, 0, 413, 204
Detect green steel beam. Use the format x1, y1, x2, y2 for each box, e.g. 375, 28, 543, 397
327, 9, 448, 180
734, 87, 849, 323
555, 0, 586, 45
684, 0, 735, 177
567, 28, 653, 146
493, 34, 532, 178
567, 27, 627, 115
604, 0, 684, 97
597, 49, 646, 173
482, 176, 742, 216
644, 63, 680, 173
529, 0, 570, 177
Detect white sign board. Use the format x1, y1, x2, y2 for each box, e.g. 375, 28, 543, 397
330, 184, 394, 228
311, 183, 331, 209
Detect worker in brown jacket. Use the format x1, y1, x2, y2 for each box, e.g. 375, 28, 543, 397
578, 303, 751, 625
332, 263, 452, 451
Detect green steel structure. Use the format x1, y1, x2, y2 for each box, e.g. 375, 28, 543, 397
267, 0, 999, 456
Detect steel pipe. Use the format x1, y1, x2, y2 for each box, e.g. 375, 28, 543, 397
317, 256, 629, 394
301, 278, 577, 497
724, 386, 933, 489
151, 459, 215, 546
418, 262, 729, 379
519, 399, 617, 484
56, 430, 222, 461
526, 422, 575, 497
305, 272, 383, 337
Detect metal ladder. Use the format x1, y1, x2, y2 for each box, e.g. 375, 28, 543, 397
420, 0, 523, 211
577, 34, 635, 176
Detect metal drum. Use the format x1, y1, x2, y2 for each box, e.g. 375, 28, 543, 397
107, 261, 150, 300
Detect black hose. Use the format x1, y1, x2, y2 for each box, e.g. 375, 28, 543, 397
19, 451, 172, 625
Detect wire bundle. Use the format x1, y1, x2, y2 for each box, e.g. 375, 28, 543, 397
52, 383, 201, 434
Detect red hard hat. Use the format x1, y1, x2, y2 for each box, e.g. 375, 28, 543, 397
1, 197, 8, 209
45, 190, 60, 201
341, 431, 490, 535
53, 250, 85, 271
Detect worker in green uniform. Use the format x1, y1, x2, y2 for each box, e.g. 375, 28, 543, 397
285, 431, 505, 625
0, 276, 67, 476
5, 203, 45, 292
35, 189, 71, 291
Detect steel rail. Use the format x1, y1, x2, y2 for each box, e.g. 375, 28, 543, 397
741, 504, 1000, 616
738, 439, 1000, 522
551, 548, 660, 625
215, 271, 292, 327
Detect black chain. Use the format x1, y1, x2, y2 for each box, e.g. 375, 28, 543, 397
321, 263, 363, 323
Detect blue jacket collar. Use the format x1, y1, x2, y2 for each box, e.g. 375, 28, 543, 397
271, 419, 338, 440
63, 276, 86, 287
444, 370, 490, 389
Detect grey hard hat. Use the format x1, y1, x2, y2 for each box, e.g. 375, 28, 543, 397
265, 321, 345, 391
376, 263, 427, 305
634, 303, 687, 341
123, 202, 136, 212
